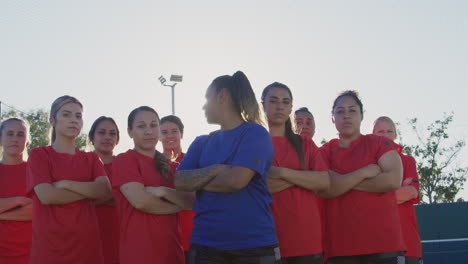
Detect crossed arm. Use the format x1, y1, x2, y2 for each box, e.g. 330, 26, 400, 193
352, 150, 403, 193
0, 196, 32, 221
120, 182, 193, 215
317, 150, 403, 198
395, 177, 419, 204
175, 164, 257, 193
267, 167, 330, 194
34, 176, 112, 205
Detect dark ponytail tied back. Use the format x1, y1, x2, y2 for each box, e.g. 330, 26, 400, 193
212, 71, 262, 125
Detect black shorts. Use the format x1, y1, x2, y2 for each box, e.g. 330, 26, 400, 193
327, 251, 404, 264
397, 256, 423, 264
188, 243, 282, 264
282, 253, 323, 264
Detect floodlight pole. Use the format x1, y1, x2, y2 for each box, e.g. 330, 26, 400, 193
170, 83, 176, 115
158, 75, 183, 115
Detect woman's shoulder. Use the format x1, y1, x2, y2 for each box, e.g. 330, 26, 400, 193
302, 136, 318, 148
243, 122, 269, 136
114, 149, 138, 162
28, 146, 53, 160
363, 134, 398, 150
319, 138, 338, 150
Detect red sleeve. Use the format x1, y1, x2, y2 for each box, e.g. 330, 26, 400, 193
89, 152, 107, 180
306, 139, 328, 172
373, 135, 399, 160
402, 155, 420, 204
26, 147, 52, 194
111, 152, 143, 189
314, 143, 330, 171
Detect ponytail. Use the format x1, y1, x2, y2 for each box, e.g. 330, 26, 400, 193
154, 150, 171, 181
212, 71, 262, 125
285, 119, 305, 169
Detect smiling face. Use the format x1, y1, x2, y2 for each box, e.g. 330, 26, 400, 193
373, 120, 397, 141
51, 103, 83, 140
0, 120, 28, 158
263, 87, 293, 127
92, 119, 119, 154
160, 121, 182, 151
295, 111, 315, 138
128, 110, 160, 153
332, 95, 363, 138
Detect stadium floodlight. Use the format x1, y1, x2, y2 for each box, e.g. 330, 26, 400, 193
170, 75, 183, 82
159, 74, 183, 115
158, 76, 167, 85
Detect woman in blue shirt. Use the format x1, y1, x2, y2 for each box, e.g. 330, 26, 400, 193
175, 71, 280, 264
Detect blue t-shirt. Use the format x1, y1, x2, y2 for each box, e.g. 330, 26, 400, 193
178, 122, 277, 250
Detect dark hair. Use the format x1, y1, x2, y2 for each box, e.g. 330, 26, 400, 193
261, 82, 305, 169
211, 71, 262, 125
332, 90, 363, 116
88, 116, 120, 144
128, 106, 170, 180
50, 95, 83, 143
160, 115, 184, 135
294, 107, 314, 120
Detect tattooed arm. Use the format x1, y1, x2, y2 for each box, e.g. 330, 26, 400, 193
175, 164, 229, 192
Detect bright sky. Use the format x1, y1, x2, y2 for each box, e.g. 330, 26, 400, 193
1, 1, 468, 201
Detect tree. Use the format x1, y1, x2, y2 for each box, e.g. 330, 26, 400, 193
403, 113, 467, 204
1, 108, 88, 151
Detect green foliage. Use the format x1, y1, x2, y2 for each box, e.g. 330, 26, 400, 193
75, 134, 88, 151
320, 138, 328, 145
1, 108, 87, 151
403, 113, 467, 204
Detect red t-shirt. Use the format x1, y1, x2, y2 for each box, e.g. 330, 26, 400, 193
112, 150, 183, 264
270, 136, 327, 257
26, 146, 106, 264
0, 162, 32, 264
96, 162, 120, 264
398, 153, 422, 258
319, 135, 405, 258
175, 153, 185, 164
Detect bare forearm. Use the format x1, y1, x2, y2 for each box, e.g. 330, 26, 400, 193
140, 196, 182, 215
0, 198, 26, 213
281, 169, 329, 191
353, 172, 401, 193
62, 177, 112, 200
354, 150, 403, 193
267, 178, 294, 194
396, 185, 419, 204
203, 173, 238, 192
159, 189, 194, 210
0, 204, 32, 221
46, 189, 86, 204
203, 166, 255, 193
318, 169, 368, 198
35, 184, 86, 205
175, 164, 226, 191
